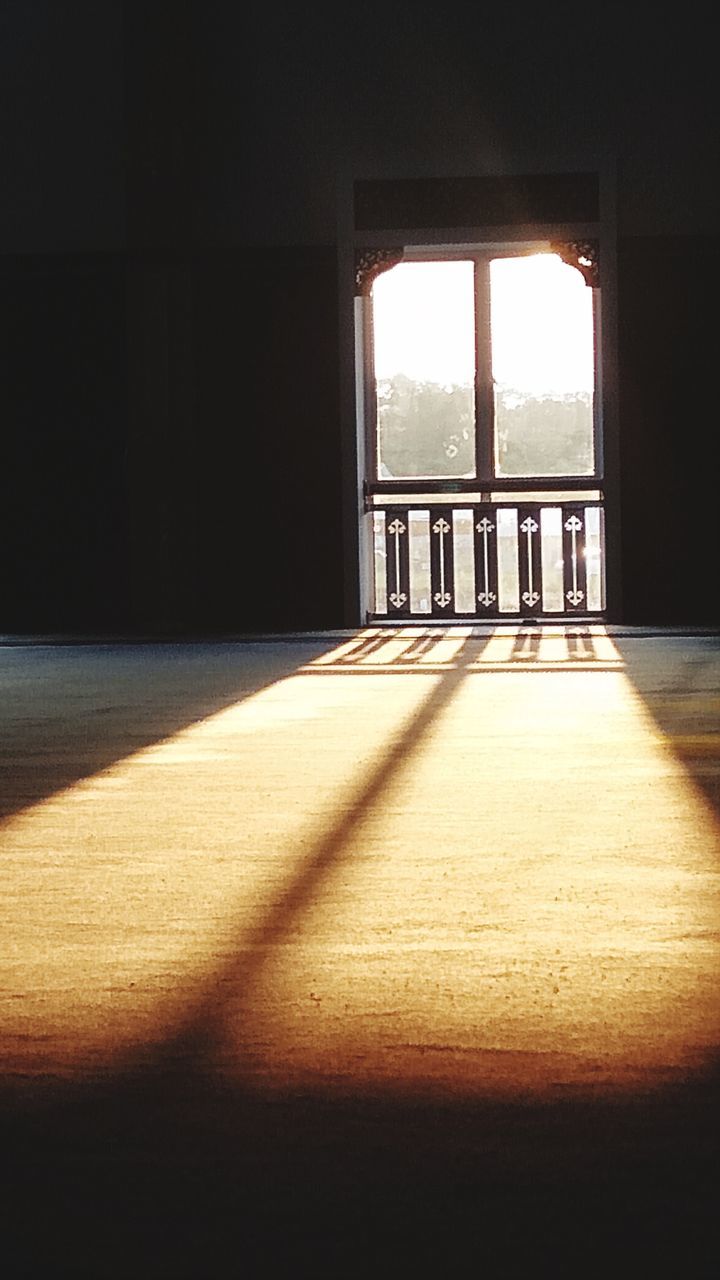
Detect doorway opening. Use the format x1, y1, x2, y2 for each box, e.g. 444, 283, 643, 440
357, 246, 605, 622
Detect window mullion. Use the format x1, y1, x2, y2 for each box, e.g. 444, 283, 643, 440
475, 257, 494, 486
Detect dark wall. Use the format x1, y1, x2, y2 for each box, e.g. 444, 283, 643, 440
124, 248, 342, 633
1, 1, 717, 632
0, 255, 129, 631
187, 250, 343, 632
618, 237, 720, 625
0, 246, 342, 635
0, 1, 125, 252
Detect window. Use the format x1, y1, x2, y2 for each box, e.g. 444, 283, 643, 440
358, 245, 605, 620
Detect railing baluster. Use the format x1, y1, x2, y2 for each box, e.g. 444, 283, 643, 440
518, 506, 542, 616
385, 509, 411, 616
562, 506, 588, 612
474, 507, 498, 611
429, 507, 455, 616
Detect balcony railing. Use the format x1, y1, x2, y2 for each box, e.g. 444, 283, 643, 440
370, 498, 605, 621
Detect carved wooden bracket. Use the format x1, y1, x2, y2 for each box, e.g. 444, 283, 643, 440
551, 240, 599, 287
355, 248, 404, 295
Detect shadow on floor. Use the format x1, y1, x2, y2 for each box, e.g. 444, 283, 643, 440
618, 634, 720, 825
0, 639, 335, 824
2, 1060, 719, 1276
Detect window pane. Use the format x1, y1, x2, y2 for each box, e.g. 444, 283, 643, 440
373, 262, 476, 479
452, 509, 476, 613
585, 505, 605, 612
408, 510, 431, 613
496, 508, 520, 612
372, 510, 387, 614
540, 507, 564, 612
491, 255, 595, 478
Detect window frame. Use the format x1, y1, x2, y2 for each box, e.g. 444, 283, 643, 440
364, 241, 603, 496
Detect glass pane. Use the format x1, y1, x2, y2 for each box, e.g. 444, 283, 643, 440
491, 254, 595, 478
585, 506, 604, 612
540, 507, 564, 612
496, 508, 520, 613
373, 510, 387, 614
490, 490, 601, 503
452, 509, 476, 613
373, 262, 476, 479
408, 510, 431, 613
375, 491, 601, 504
374, 492, 483, 505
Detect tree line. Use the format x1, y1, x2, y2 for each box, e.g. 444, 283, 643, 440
377, 374, 593, 478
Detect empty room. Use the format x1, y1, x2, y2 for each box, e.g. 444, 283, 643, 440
2, 4, 718, 1275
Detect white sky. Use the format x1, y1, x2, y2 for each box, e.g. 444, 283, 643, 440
372, 254, 594, 395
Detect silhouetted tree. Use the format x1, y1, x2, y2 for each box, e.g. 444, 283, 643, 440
377, 375, 593, 478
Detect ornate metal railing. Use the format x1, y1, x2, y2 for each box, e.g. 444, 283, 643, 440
370, 499, 604, 621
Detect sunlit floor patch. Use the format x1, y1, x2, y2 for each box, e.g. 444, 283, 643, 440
212, 660, 720, 1096
301, 626, 625, 672
1, 634, 719, 1097
0, 661, 442, 1073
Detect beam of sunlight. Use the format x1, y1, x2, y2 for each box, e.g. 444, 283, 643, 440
2, 634, 719, 1102
0, 655, 444, 1075
207, 635, 720, 1098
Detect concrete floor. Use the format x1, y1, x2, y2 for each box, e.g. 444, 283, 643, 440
1, 627, 719, 1275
